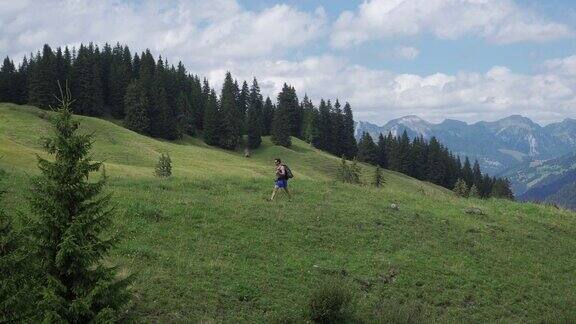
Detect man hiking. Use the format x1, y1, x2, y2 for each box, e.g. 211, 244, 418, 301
270, 158, 291, 201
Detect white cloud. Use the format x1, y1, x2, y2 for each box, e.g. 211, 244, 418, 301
331, 0, 572, 48
543, 55, 576, 76
395, 46, 419, 60
0, 0, 326, 65
223, 55, 576, 125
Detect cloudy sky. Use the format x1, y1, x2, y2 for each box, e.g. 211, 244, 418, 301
2, 0, 576, 125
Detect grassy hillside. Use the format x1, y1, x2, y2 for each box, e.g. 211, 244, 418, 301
1, 103, 575, 322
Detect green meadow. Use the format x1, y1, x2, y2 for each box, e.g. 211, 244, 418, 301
1, 103, 575, 322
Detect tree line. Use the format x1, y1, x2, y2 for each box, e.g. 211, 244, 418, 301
0, 42, 512, 197
0, 43, 356, 157
356, 131, 514, 199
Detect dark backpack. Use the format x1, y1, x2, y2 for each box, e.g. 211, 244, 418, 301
283, 164, 294, 179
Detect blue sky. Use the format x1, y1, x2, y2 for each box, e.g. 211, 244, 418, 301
239, 0, 576, 75
2, 0, 576, 125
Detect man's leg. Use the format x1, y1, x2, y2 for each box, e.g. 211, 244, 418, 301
270, 186, 278, 201
282, 187, 291, 200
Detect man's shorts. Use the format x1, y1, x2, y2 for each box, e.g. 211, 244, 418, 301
275, 179, 288, 188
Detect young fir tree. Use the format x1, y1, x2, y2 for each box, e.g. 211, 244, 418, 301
124, 80, 150, 134
155, 153, 172, 178
203, 89, 221, 146
246, 78, 263, 149
453, 179, 469, 197
373, 166, 385, 187
27, 88, 130, 322
468, 184, 480, 198
338, 157, 361, 184
349, 158, 362, 184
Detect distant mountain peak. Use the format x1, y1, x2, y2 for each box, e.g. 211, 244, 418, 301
495, 115, 538, 128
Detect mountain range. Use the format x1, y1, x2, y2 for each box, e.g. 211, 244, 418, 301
500, 152, 576, 209
356, 115, 576, 176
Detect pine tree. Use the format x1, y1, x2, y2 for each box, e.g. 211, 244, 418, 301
468, 184, 480, 198
0, 57, 17, 102
203, 89, 221, 146
480, 174, 493, 198
301, 95, 318, 143
149, 60, 179, 140
376, 133, 388, 168
373, 166, 385, 187
398, 130, 412, 175
124, 80, 150, 134
219, 72, 241, 149
342, 102, 357, 159
313, 99, 332, 151
462, 157, 473, 187
71, 44, 105, 116
108, 43, 131, 118
176, 91, 194, 136
277, 83, 302, 138
262, 96, 274, 136
271, 88, 292, 147
100, 43, 113, 109
426, 137, 445, 186
14, 56, 30, 104
453, 179, 469, 197
472, 160, 483, 189
28, 45, 58, 109
385, 132, 400, 171
246, 78, 263, 149
28, 89, 130, 322
411, 135, 427, 179
191, 76, 204, 131
155, 153, 172, 178
491, 178, 514, 200
330, 100, 345, 157
238, 80, 250, 134
357, 132, 378, 164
